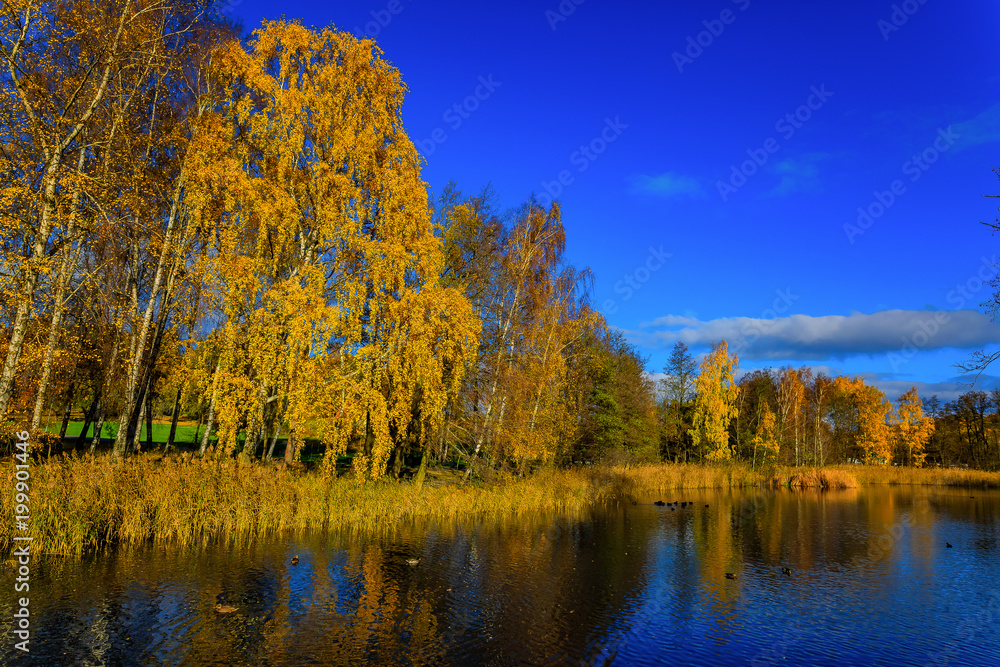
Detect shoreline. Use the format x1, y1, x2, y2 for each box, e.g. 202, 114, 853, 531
2, 455, 998, 557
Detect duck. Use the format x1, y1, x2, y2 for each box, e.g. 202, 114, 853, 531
215, 604, 238, 614
705, 504, 709, 508
654, 500, 666, 506
406, 557, 420, 566
946, 542, 952, 548
291, 555, 299, 565
781, 567, 791, 576
725, 573, 737, 580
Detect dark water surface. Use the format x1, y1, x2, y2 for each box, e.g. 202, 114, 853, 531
3, 487, 1000, 665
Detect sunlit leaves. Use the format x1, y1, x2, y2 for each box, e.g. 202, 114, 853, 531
185, 20, 478, 477
690, 341, 739, 461
893, 386, 934, 467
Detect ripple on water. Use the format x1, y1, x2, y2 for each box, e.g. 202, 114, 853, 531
4, 488, 1000, 664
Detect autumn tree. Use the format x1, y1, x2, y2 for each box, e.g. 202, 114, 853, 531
893, 387, 934, 467
458, 201, 576, 474
854, 380, 893, 464
690, 340, 739, 461
777, 367, 807, 466
751, 402, 780, 465
951, 391, 991, 467
808, 373, 834, 466
186, 21, 478, 477
826, 376, 892, 464
736, 369, 777, 466
109, 8, 240, 457
0, 0, 210, 424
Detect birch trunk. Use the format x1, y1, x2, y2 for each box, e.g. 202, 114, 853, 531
30, 148, 88, 430
90, 331, 120, 453
199, 361, 221, 457
113, 102, 205, 456
0, 2, 132, 417
79, 387, 101, 444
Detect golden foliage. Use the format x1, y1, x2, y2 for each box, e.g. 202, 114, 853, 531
752, 402, 780, 462
691, 340, 739, 460
893, 386, 934, 467
182, 21, 480, 476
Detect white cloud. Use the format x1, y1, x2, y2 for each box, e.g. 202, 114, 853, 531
629, 309, 1000, 361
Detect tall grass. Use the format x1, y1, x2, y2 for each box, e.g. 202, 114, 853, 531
0, 453, 609, 556
612, 462, 1000, 495
840, 464, 1000, 488
4, 456, 998, 557
612, 463, 858, 496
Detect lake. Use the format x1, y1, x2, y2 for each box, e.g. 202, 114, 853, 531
3, 486, 999, 665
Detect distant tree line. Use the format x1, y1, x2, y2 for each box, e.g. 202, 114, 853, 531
653, 340, 1000, 470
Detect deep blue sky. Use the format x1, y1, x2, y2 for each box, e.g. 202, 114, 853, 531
231, 0, 1000, 403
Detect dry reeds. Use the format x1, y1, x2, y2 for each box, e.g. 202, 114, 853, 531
0, 453, 606, 556
609, 462, 859, 495
4, 454, 996, 557
838, 464, 1000, 488
786, 467, 859, 489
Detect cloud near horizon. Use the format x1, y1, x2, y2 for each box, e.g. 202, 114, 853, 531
628, 308, 1000, 360
646, 367, 999, 404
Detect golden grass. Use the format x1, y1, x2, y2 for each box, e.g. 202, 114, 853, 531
839, 464, 1000, 488
787, 467, 860, 489
613, 462, 1000, 495
3, 455, 998, 557
0, 453, 610, 556
611, 462, 858, 495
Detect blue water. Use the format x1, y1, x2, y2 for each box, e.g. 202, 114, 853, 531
2, 486, 999, 665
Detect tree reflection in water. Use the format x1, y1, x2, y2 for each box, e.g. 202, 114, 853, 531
4, 487, 1000, 665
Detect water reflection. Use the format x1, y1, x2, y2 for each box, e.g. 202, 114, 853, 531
3, 488, 999, 665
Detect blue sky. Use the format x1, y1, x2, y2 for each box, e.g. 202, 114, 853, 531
231, 0, 1000, 403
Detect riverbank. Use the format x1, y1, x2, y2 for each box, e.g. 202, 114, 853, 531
0, 453, 606, 556
3, 455, 999, 556
617, 462, 1000, 494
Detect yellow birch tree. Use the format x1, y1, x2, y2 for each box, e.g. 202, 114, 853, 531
894, 386, 934, 467
187, 20, 478, 477
690, 340, 739, 461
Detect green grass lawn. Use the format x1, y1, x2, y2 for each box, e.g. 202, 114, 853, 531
41, 420, 316, 459
46, 420, 218, 446
42, 421, 352, 467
